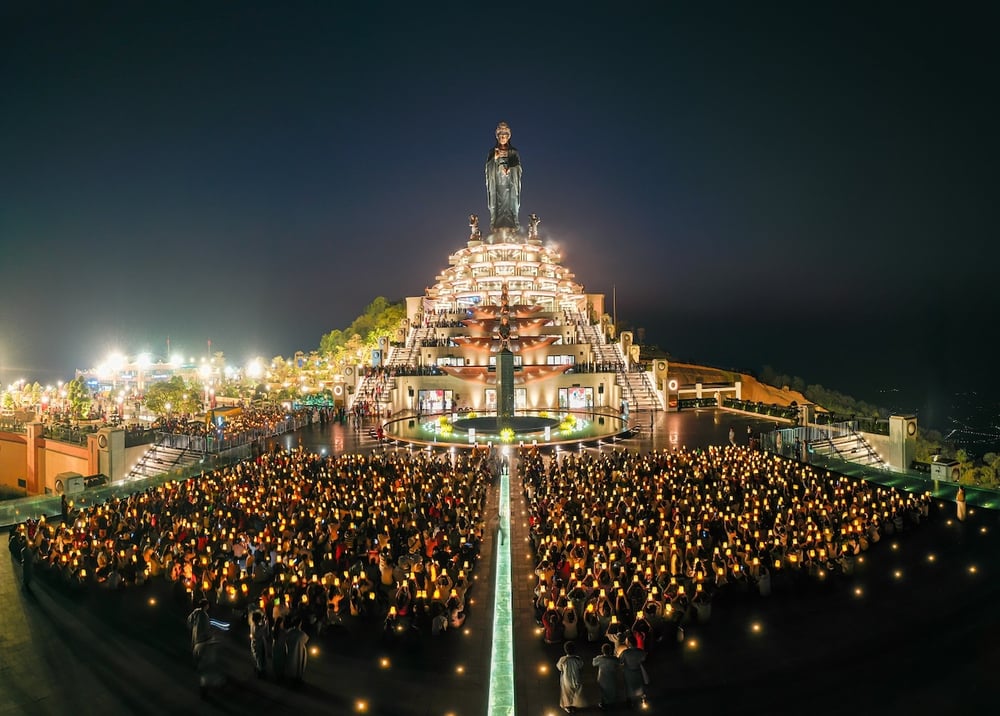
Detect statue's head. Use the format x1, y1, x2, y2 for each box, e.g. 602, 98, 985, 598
496, 121, 511, 144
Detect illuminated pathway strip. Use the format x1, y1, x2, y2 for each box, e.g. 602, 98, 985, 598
487, 461, 515, 716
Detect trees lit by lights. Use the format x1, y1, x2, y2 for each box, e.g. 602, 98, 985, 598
65, 376, 93, 420
144, 376, 201, 417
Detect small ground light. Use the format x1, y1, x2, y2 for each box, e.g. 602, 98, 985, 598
380, 657, 390, 668
539, 663, 549, 674
927, 553, 936, 562
687, 639, 698, 649
946, 519, 953, 526
854, 587, 863, 597
148, 597, 157, 606
891, 542, 899, 551
894, 570, 903, 579
751, 622, 762, 633
456, 665, 465, 674
969, 565, 978, 574
355, 701, 368, 713
980, 526, 988, 534
310, 646, 319, 656
463, 628, 471, 635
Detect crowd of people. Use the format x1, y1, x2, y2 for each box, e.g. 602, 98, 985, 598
7, 429, 939, 707
522, 444, 932, 710
9, 444, 496, 683
145, 404, 311, 440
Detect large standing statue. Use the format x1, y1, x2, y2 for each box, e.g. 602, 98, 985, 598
485, 121, 522, 233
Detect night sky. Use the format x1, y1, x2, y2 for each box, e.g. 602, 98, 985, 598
2, 2, 997, 429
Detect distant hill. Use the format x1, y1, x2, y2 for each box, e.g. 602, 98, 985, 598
668, 361, 815, 410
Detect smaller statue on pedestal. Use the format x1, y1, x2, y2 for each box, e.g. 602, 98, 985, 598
497, 315, 512, 352
527, 213, 540, 241
469, 214, 482, 242
495, 282, 516, 351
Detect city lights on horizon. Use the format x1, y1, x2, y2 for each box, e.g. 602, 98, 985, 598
3, 343, 286, 391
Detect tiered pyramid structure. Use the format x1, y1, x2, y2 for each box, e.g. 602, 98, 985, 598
424, 237, 586, 315
346, 123, 665, 419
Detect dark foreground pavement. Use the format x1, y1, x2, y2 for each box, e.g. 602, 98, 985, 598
2, 409, 999, 716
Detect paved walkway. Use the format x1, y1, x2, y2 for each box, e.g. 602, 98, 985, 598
2, 410, 998, 715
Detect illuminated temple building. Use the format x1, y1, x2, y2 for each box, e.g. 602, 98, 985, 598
347, 221, 664, 444
337, 122, 728, 447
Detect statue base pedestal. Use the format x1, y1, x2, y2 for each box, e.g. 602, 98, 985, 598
496, 349, 515, 420
488, 228, 522, 245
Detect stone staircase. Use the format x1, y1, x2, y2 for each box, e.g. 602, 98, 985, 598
350, 372, 387, 410
620, 369, 662, 412
349, 326, 434, 410
126, 440, 205, 481
807, 428, 886, 468
574, 312, 663, 412
385, 323, 432, 369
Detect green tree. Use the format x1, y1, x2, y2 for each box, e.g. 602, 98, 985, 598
24, 381, 43, 409
977, 463, 997, 488
65, 377, 92, 420
270, 355, 288, 373
319, 329, 346, 355
144, 376, 202, 417
953, 448, 976, 485
914, 429, 947, 462
977, 453, 999, 487
318, 297, 405, 369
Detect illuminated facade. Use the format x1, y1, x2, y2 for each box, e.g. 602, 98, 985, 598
350, 227, 636, 418
347, 125, 664, 421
